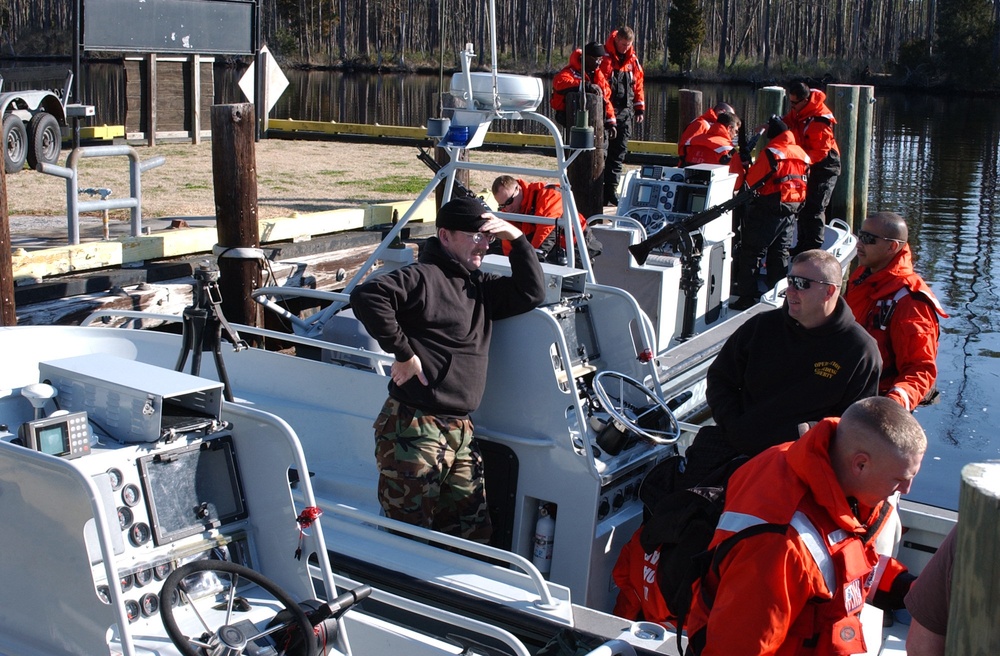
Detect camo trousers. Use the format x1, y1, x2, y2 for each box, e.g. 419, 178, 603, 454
373, 397, 493, 543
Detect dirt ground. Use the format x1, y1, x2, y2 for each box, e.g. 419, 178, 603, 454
4, 139, 555, 235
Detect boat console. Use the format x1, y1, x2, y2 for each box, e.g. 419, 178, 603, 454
0, 354, 350, 656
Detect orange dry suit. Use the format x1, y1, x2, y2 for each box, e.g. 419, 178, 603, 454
612, 527, 671, 625
551, 49, 616, 127
685, 419, 914, 656
745, 131, 809, 205
845, 243, 948, 410
498, 180, 589, 258
682, 122, 746, 188
677, 108, 722, 162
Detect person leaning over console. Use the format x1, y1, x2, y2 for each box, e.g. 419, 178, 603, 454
685, 396, 925, 656
350, 196, 545, 544
844, 211, 948, 411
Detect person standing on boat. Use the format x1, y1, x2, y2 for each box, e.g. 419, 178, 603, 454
844, 212, 948, 411
350, 196, 545, 543
550, 42, 617, 137
490, 175, 602, 264
599, 26, 645, 206
730, 116, 810, 310
685, 396, 925, 656
677, 102, 736, 164
783, 82, 840, 256
684, 249, 881, 481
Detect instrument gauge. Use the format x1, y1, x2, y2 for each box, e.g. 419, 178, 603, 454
106, 468, 124, 491
134, 568, 153, 587
117, 506, 133, 530
96, 585, 112, 604
120, 573, 134, 592
139, 592, 159, 617
153, 562, 172, 581
124, 599, 140, 623
121, 483, 141, 507
129, 522, 151, 547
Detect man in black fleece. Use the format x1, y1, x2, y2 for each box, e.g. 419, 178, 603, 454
684, 249, 881, 481
350, 196, 545, 542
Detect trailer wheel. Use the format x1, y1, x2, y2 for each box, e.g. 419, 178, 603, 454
3, 114, 28, 174
27, 112, 62, 169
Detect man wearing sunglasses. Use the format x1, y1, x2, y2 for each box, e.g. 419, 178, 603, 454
683, 249, 881, 482
350, 196, 545, 543
845, 212, 948, 411
490, 175, 602, 264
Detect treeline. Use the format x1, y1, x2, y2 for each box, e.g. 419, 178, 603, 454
2, 0, 998, 88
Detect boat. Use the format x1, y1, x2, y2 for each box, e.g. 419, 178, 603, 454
0, 13, 957, 656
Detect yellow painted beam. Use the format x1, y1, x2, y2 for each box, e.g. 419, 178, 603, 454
12, 242, 123, 281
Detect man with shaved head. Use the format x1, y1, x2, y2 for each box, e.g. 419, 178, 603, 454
678, 101, 737, 164
845, 211, 948, 411
685, 397, 926, 655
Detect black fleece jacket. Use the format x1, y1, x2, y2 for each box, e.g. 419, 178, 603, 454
707, 298, 881, 456
350, 234, 545, 416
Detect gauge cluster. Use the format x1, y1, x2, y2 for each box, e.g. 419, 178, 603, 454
79, 435, 252, 624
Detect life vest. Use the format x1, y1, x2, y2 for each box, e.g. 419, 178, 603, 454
600, 31, 645, 114
757, 144, 809, 203
551, 50, 616, 124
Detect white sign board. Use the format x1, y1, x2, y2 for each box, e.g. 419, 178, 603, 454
239, 46, 289, 114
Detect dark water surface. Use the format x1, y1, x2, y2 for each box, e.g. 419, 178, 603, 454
86, 65, 999, 511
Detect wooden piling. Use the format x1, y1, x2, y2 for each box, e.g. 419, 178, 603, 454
211, 103, 262, 333
678, 89, 703, 140
854, 86, 876, 227
828, 84, 860, 229
566, 91, 606, 219
756, 86, 787, 150
0, 164, 14, 326
947, 462, 1000, 654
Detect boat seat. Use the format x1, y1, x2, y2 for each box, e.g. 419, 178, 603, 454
320, 308, 389, 372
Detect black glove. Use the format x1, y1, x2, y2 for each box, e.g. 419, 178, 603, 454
635, 109, 645, 120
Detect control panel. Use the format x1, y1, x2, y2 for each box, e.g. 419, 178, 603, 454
18, 411, 91, 459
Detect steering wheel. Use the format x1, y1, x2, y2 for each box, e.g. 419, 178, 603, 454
625, 209, 668, 234
159, 559, 318, 656
592, 371, 681, 445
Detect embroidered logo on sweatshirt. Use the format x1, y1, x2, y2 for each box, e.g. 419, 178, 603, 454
814, 361, 841, 379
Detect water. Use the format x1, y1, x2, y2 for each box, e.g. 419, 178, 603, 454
86, 65, 1000, 510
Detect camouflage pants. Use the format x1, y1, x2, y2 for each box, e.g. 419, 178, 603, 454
373, 397, 492, 543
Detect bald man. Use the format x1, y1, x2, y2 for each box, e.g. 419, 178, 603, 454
845, 211, 948, 411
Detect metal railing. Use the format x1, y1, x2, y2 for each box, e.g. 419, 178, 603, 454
38, 145, 165, 245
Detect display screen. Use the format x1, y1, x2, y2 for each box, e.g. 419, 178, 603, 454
37, 425, 69, 456
636, 185, 653, 205
139, 435, 248, 545
689, 192, 707, 213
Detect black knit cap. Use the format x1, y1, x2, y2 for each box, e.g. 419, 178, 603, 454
436, 196, 490, 231
766, 115, 789, 139
584, 41, 607, 58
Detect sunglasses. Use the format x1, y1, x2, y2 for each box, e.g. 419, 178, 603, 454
787, 275, 838, 291
857, 229, 905, 246
497, 195, 516, 209
467, 231, 496, 245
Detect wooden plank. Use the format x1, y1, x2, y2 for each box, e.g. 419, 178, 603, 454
259, 208, 366, 242
12, 242, 123, 281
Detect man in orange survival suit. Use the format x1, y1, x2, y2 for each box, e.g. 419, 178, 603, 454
845, 211, 948, 411
681, 111, 746, 189
783, 82, 840, 256
677, 102, 735, 164
491, 175, 602, 264
685, 396, 924, 656
730, 116, 809, 310
599, 26, 645, 206
551, 41, 617, 140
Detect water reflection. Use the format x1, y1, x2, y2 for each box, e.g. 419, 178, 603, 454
76, 62, 1000, 511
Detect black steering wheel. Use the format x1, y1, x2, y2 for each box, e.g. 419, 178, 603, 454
159, 559, 318, 656
592, 371, 681, 445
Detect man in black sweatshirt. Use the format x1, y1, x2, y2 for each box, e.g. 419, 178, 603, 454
684, 249, 882, 481
350, 196, 545, 543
